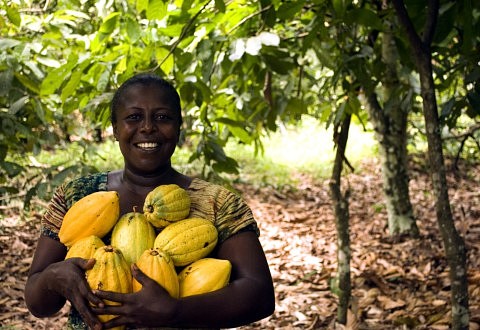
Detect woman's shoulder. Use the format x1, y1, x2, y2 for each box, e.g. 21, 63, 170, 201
188, 177, 231, 192
63, 172, 108, 192
62, 172, 109, 206
187, 178, 238, 198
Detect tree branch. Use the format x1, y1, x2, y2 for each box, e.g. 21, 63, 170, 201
391, 0, 426, 58
154, 1, 211, 70
423, 0, 439, 45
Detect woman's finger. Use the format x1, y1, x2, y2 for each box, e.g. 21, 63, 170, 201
93, 289, 129, 304
131, 263, 150, 285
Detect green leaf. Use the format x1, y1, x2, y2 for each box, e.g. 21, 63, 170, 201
285, 97, 306, 117
147, 0, 168, 20
0, 70, 14, 96
0, 38, 21, 50
212, 156, 239, 174
41, 54, 79, 95
440, 98, 455, 120
206, 138, 227, 163
155, 47, 174, 75
99, 12, 120, 34
51, 165, 80, 186
160, 23, 184, 37
14, 73, 40, 94
229, 126, 253, 144
96, 67, 111, 91
137, 0, 149, 14
277, 0, 305, 20
214, 0, 226, 13
345, 8, 384, 31
32, 98, 47, 124
61, 59, 91, 102
332, 0, 349, 18
467, 91, 480, 115
215, 118, 253, 144
125, 16, 142, 42
8, 96, 28, 116
2, 161, 24, 177
6, 5, 21, 27
0, 145, 7, 162
263, 53, 295, 75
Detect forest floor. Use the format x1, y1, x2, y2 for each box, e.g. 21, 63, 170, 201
0, 157, 479, 329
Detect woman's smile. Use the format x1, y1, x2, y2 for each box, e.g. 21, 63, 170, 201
135, 142, 160, 150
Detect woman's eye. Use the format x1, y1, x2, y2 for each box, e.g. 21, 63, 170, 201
126, 114, 141, 120
155, 114, 172, 121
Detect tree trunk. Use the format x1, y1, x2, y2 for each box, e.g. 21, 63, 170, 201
329, 114, 351, 325
392, 1, 469, 328
365, 28, 419, 238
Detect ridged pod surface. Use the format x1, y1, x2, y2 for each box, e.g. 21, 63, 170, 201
154, 218, 218, 267
133, 248, 179, 298
110, 211, 155, 265
178, 258, 232, 297
143, 184, 191, 228
65, 235, 105, 260
86, 245, 132, 329
59, 191, 120, 247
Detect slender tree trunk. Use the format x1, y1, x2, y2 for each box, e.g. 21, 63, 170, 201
329, 115, 351, 324
365, 28, 419, 238
392, 1, 469, 328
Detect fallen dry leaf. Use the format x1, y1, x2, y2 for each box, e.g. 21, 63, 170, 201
0, 158, 479, 329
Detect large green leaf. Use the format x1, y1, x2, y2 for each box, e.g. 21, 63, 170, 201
277, 1, 306, 20
345, 8, 384, 31
41, 54, 79, 95
147, 0, 168, 20
99, 12, 121, 34
6, 5, 21, 27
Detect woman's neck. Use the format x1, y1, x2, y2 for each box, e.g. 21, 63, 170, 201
121, 165, 178, 193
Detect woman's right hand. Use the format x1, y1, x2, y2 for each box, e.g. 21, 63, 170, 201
46, 257, 105, 329
25, 236, 104, 330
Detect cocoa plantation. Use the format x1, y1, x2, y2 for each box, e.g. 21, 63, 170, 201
1, 0, 479, 329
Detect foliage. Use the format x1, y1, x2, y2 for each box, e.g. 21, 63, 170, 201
0, 0, 479, 205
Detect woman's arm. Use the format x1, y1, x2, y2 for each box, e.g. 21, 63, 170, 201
24, 235, 104, 328
93, 230, 275, 329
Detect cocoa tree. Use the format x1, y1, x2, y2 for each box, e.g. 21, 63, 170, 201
392, 0, 469, 328
1, 1, 479, 326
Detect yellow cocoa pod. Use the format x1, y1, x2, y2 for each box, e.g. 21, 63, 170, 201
111, 211, 155, 265
65, 235, 105, 260
178, 258, 231, 297
133, 248, 179, 298
59, 191, 120, 247
154, 218, 218, 267
143, 184, 191, 229
86, 245, 132, 329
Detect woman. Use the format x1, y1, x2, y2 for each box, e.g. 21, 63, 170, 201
24, 73, 275, 329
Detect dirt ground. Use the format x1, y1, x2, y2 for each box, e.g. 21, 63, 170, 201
1, 158, 479, 329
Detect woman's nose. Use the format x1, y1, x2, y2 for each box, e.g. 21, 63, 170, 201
140, 117, 155, 133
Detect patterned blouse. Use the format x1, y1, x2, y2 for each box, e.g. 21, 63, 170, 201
40, 172, 260, 329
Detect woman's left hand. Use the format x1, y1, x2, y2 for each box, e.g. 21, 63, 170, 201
91, 264, 178, 329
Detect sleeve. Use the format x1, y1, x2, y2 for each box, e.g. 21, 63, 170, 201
214, 188, 260, 244
40, 183, 68, 241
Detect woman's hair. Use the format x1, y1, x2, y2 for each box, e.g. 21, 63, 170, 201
110, 73, 182, 126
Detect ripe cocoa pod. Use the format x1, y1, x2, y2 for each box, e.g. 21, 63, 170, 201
154, 217, 218, 267
133, 248, 179, 298
65, 235, 105, 260
178, 258, 231, 297
86, 245, 132, 329
143, 184, 191, 228
59, 191, 120, 247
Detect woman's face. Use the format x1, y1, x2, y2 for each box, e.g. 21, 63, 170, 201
112, 83, 181, 175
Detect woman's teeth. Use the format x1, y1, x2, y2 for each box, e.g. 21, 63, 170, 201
137, 142, 158, 149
